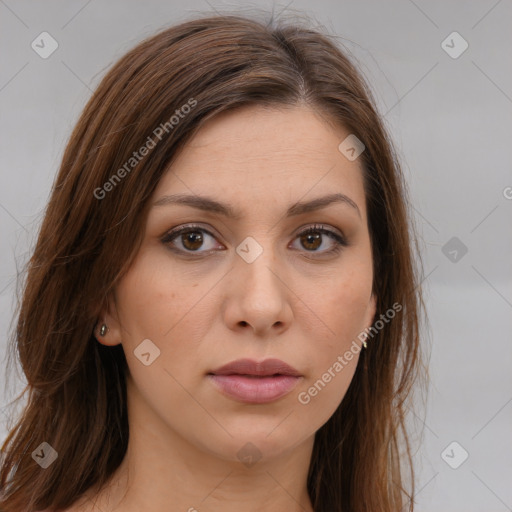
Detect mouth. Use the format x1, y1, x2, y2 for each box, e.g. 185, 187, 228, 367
207, 358, 302, 404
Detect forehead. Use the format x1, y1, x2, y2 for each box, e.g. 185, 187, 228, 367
184, 104, 351, 163
154, 104, 367, 217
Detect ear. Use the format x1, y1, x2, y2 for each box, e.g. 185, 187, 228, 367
95, 292, 123, 347
364, 292, 377, 330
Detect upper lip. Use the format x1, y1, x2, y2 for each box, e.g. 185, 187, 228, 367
209, 358, 301, 377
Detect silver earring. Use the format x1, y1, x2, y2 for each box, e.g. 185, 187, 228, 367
99, 324, 108, 336
362, 333, 368, 349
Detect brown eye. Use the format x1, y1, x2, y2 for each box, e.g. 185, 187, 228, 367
162, 223, 347, 258
291, 224, 348, 256
161, 225, 222, 254
181, 230, 204, 251
300, 232, 322, 251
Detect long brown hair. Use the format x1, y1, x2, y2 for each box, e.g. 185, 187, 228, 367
0, 11, 427, 512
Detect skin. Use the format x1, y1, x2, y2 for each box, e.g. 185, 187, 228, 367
70, 104, 376, 512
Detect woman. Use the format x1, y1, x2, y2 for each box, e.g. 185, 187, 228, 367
0, 12, 426, 512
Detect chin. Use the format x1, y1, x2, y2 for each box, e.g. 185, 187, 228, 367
197, 423, 311, 466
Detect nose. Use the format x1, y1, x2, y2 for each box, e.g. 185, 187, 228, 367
222, 244, 293, 337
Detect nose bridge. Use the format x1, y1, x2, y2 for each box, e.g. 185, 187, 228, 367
235, 233, 281, 295
228, 232, 290, 328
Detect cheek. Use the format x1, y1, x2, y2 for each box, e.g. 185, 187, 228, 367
331, 278, 372, 337
294, 256, 373, 420
115, 250, 203, 340
313, 256, 374, 348
308, 278, 370, 372
114, 253, 210, 415
114, 250, 217, 388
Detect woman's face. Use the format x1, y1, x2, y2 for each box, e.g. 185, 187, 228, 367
103, 104, 376, 465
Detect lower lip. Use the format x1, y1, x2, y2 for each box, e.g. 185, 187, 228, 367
208, 374, 301, 404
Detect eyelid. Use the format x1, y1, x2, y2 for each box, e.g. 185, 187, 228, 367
160, 223, 222, 247
292, 222, 345, 239
161, 222, 348, 255
290, 223, 348, 253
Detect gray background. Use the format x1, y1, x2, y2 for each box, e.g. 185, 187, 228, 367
1, 1, 511, 510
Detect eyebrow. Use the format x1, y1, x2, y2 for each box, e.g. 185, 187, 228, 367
152, 192, 361, 219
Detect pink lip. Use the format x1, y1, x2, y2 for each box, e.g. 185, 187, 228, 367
208, 358, 302, 404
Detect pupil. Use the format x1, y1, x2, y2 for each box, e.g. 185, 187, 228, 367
303, 233, 321, 250
180, 231, 323, 251
184, 232, 203, 250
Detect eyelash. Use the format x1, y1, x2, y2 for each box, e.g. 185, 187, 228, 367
161, 223, 348, 257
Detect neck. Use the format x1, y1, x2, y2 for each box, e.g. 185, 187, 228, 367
79, 376, 315, 512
